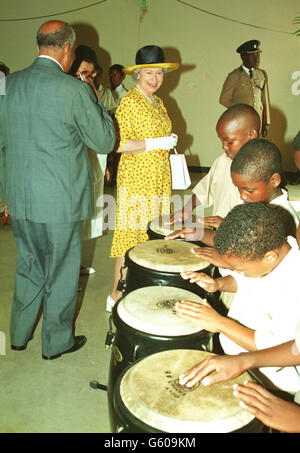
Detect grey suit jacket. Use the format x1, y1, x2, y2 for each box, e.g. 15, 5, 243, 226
0, 57, 115, 222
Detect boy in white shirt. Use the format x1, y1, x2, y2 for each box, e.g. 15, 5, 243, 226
178, 332, 300, 433
176, 203, 300, 397
230, 138, 299, 237
176, 138, 299, 268
166, 104, 260, 246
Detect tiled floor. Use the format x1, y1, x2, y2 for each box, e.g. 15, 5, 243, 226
1, 173, 299, 433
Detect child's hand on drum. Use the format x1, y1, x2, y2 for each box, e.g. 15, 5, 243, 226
191, 246, 233, 269
164, 208, 192, 226
233, 381, 300, 433
180, 271, 218, 292
165, 227, 203, 242
178, 354, 249, 388
199, 215, 224, 230
175, 298, 223, 333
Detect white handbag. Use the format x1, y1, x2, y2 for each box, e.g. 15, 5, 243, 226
169, 149, 191, 190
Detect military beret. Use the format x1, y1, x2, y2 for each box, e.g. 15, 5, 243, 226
236, 40, 262, 54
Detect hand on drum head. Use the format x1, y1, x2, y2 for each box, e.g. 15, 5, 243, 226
164, 209, 192, 226
200, 215, 224, 230
175, 299, 223, 333
233, 381, 300, 433
180, 271, 219, 292
178, 354, 248, 388
165, 227, 202, 241
191, 246, 232, 269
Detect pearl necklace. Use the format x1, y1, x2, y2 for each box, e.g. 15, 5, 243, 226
137, 84, 157, 107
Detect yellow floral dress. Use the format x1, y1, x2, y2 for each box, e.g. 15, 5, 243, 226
110, 87, 172, 257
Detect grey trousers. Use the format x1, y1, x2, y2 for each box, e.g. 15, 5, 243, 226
10, 217, 83, 357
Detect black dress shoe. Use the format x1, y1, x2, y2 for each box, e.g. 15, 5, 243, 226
42, 335, 87, 360
11, 344, 28, 351
11, 335, 34, 351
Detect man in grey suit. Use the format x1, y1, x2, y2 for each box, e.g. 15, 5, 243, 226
0, 20, 115, 359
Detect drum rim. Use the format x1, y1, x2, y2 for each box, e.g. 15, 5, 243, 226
112, 383, 164, 433
125, 239, 211, 273
115, 349, 257, 433
125, 252, 212, 275
147, 220, 177, 235
147, 226, 206, 248
113, 299, 210, 340
115, 286, 207, 337
113, 383, 262, 433
147, 215, 200, 236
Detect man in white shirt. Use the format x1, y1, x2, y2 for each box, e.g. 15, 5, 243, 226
109, 64, 128, 106
92, 63, 117, 113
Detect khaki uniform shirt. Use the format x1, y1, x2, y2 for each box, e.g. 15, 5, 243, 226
219, 66, 270, 126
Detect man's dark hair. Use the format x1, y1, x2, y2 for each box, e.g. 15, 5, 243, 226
0, 62, 9, 76
109, 64, 125, 75
36, 22, 76, 49
231, 138, 283, 184
68, 45, 98, 76
69, 56, 95, 77
75, 45, 97, 64
215, 202, 286, 260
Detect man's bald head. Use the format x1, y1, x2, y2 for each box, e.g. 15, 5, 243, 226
37, 20, 76, 50
217, 104, 261, 133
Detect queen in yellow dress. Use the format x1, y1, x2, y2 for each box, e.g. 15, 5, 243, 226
107, 46, 180, 311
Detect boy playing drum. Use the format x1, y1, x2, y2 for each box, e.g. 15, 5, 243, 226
176, 203, 300, 414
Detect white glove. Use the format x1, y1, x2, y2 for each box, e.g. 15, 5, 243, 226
145, 133, 178, 151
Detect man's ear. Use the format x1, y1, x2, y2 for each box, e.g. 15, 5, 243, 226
62, 41, 71, 56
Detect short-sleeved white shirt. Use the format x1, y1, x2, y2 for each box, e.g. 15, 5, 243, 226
220, 237, 300, 394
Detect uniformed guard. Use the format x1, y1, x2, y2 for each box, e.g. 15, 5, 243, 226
219, 40, 270, 137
